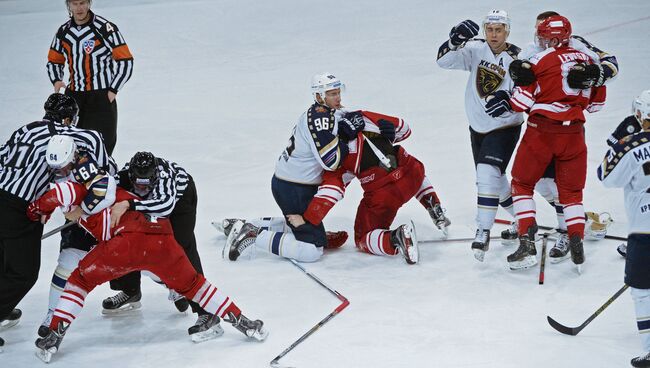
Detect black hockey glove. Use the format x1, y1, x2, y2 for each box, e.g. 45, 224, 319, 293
567, 63, 605, 89
449, 20, 479, 47
485, 90, 513, 118
509, 60, 536, 86
338, 112, 365, 141
377, 119, 396, 143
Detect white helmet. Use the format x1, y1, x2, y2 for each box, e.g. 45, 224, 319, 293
46, 135, 77, 169
311, 73, 344, 104
633, 90, 650, 127
483, 10, 510, 34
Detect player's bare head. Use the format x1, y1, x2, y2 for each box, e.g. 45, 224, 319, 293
482, 10, 510, 52
66, 0, 91, 21
311, 73, 344, 109
536, 15, 572, 49
634, 90, 650, 130
44, 93, 79, 126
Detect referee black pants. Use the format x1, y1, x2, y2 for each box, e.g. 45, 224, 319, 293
0, 190, 44, 320
109, 177, 205, 313
66, 89, 118, 155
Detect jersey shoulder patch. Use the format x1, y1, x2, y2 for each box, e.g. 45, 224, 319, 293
505, 43, 521, 59
307, 104, 336, 135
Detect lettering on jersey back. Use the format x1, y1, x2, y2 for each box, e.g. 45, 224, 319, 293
476, 60, 506, 98
633, 145, 650, 163
557, 52, 591, 64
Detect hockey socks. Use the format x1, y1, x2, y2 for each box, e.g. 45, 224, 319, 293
254, 230, 324, 262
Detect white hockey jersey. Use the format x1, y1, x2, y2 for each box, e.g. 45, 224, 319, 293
598, 132, 650, 234
437, 39, 524, 133
274, 103, 347, 185
519, 35, 618, 84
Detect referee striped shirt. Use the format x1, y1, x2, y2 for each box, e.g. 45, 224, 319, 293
118, 158, 190, 217
0, 120, 116, 202
47, 11, 134, 93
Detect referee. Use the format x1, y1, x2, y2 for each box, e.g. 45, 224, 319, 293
47, 0, 134, 155
0, 93, 113, 339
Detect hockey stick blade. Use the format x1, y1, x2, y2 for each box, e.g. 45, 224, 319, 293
546, 284, 629, 336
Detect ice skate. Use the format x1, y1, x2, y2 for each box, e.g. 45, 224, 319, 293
188, 314, 224, 343
569, 234, 585, 267
101, 290, 142, 315
618, 243, 627, 258
422, 195, 451, 238
225, 312, 269, 341
0, 336, 4, 353
0, 308, 21, 331
212, 218, 244, 237
500, 222, 518, 245
632, 352, 650, 367
225, 222, 259, 261
471, 229, 490, 262
507, 225, 538, 270
390, 221, 419, 265
168, 289, 189, 313
549, 230, 570, 263
37, 310, 54, 338
35, 321, 68, 363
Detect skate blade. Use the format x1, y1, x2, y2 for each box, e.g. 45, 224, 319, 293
211, 221, 225, 234
35, 347, 57, 363
190, 325, 224, 343
0, 319, 19, 332
247, 326, 270, 341
508, 255, 538, 270
576, 264, 582, 275
405, 221, 419, 265
101, 302, 142, 315
549, 254, 570, 264
222, 221, 245, 260
436, 224, 449, 239
473, 249, 486, 262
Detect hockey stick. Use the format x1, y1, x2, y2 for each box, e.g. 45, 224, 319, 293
420, 235, 502, 243
41, 222, 75, 240
539, 234, 548, 285
495, 218, 628, 241
546, 284, 629, 336
270, 259, 350, 368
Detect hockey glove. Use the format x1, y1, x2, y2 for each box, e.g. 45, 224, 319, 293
509, 60, 536, 86
26, 201, 52, 223
338, 113, 365, 142
377, 119, 396, 143
485, 90, 513, 118
567, 63, 605, 89
449, 20, 479, 47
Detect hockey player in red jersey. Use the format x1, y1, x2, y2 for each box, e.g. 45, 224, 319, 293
484, 15, 606, 270
28, 180, 268, 362
289, 111, 450, 264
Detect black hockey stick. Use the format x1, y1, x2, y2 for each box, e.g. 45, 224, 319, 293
420, 235, 502, 243
547, 284, 629, 336
495, 218, 628, 241
539, 234, 548, 285
42, 221, 75, 240
270, 259, 350, 368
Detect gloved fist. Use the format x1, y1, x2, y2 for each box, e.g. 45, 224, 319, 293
338, 112, 365, 141
567, 63, 604, 89
26, 201, 52, 223
377, 119, 396, 143
449, 20, 479, 46
485, 90, 513, 118
509, 60, 536, 86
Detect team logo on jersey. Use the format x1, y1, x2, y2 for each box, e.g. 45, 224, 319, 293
476, 66, 504, 98
83, 40, 95, 54
315, 105, 328, 113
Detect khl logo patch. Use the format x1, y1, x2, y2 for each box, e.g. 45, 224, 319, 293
83, 40, 95, 54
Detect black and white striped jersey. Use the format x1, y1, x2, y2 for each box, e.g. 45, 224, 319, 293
117, 158, 190, 217
0, 120, 116, 202
47, 11, 134, 93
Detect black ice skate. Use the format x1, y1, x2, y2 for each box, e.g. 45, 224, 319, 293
188, 313, 224, 343
507, 224, 538, 270
101, 290, 142, 315
225, 222, 259, 261
168, 289, 189, 313
618, 243, 627, 258
500, 222, 518, 245
213, 218, 245, 237
471, 229, 490, 262
0, 336, 4, 352
225, 312, 269, 341
569, 234, 585, 267
37, 310, 54, 338
0, 308, 21, 331
632, 352, 650, 367
423, 197, 451, 238
549, 230, 570, 263
390, 221, 419, 265
35, 320, 69, 363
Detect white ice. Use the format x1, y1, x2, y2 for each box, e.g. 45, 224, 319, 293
1, 0, 650, 367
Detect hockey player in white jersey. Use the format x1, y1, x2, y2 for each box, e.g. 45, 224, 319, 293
225, 73, 363, 262
509, 10, 619, 262
597, 90, 650, 367
437, 10, 523, 261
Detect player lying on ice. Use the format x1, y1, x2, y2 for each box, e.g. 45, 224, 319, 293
27, 140, 268, 363
226, 110, 450, 265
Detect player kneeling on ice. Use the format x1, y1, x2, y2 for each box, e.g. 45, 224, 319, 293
28, 172, 267, 363
597, 90, 650, 367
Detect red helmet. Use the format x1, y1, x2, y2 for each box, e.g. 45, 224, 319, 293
536, 15, 572, 48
